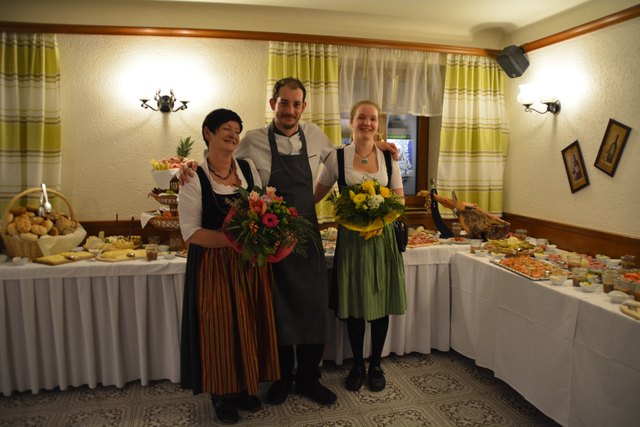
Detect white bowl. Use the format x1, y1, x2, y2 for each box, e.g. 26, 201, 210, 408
158, 245, 170, 253
491, 252, 505, 260
545, 244, 557, 253
163, 252, 176, 260
12, 256, 29, 266
579, 281, 598, 292
608, 290, 628, 304
475, 249, 488, 257
549, 275, 568, 286
605, 259, 622, 268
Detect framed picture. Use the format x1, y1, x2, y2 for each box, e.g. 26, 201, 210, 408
561, 141, 590, 193
594, 119, 631, 177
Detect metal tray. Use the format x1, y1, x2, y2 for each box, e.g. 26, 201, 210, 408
490, 258, 552, 281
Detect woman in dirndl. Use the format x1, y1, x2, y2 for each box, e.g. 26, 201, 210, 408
313, 100, 406, 393
178, 108, 279, 424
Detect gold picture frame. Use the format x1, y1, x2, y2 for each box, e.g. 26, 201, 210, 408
561, 141, 589, 193
594, 119, 631, 177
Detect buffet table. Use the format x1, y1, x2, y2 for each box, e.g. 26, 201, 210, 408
0, 244, 463, 396
0, 258, 186, 397
450, 252, 640, 427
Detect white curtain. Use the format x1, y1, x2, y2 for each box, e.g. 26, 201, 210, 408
338, 46, 445, 115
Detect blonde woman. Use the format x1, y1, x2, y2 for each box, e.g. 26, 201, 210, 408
314, 100, 407, 392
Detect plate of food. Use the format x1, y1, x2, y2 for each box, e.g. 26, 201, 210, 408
490, 255, 569, 281
447, 237, 470, 245
407, 230, 441, 247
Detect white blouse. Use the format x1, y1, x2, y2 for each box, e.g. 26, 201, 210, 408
177, 158, 261, 241
317, 144, 403, 190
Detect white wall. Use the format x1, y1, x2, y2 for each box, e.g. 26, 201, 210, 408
58, 35, 269, 220
504, 18, 640, 238
37, 16, 640, 240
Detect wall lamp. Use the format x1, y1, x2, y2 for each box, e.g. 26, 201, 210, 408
140, 89, 189, 113
517, 84, 561, 115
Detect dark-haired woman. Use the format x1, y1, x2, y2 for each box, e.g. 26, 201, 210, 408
178, 108, 279, 424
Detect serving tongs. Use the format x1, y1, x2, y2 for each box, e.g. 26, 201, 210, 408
38, 183, 52, 217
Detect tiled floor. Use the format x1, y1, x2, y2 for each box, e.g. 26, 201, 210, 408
0, 351, 560, 426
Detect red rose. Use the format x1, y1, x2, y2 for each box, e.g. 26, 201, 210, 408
288, 207, 298, 217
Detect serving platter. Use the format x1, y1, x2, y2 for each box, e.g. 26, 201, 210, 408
447, 237, 470, 245
490, 258, 568, 281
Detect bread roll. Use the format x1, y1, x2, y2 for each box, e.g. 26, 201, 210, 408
42, 218, 54, 232
31, 216, 45, 225
31, 224, 48, 235
9, 206, 27, 215
7, 222, 18, 236
20, 232, 38, 242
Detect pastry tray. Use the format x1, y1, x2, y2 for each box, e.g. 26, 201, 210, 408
490, 258, 553, 281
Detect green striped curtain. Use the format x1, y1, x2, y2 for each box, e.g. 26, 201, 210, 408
0, 32, 61, 214
267, 41, 340, 222
436, 54, 509, 217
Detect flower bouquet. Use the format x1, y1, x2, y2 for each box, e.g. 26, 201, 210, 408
328, 179, 405, 239
223, 186, 316, 266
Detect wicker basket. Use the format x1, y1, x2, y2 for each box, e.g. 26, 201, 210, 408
1, 188, 77, 258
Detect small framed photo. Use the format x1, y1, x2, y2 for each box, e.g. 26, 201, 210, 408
594, 119, 631, 177
561, 141, 590, 193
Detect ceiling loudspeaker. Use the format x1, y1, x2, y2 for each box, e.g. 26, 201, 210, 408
496, 45, 529, 78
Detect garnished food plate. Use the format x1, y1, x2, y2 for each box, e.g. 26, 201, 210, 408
408, 231, 441, 247
447, 237, 470, 245
490, 256, 569, 281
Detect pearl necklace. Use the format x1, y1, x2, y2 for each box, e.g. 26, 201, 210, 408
207, 159, 234, 180
355, 146, 375, 164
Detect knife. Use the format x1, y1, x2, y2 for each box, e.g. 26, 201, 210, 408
451, 191, 460, 218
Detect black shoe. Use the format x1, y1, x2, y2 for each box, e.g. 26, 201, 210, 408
368, 366, 386, 392
236, 392, 261, 412
213, 399, 240, 424
345, 364, 366, 391
296, 382, 337, 405
266, 380, 292, 405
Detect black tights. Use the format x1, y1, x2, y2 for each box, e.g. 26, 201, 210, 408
346, 316, 389, 368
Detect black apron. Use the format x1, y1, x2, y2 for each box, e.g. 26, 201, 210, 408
267, 122, 328, 345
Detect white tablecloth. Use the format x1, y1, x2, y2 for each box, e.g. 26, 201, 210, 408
0, 258, 186, 397
0, 244, 463, 396
450, 252, 640, 427
324, 244, 463, 364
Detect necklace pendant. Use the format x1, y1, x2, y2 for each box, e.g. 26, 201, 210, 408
360, 158, 368, 164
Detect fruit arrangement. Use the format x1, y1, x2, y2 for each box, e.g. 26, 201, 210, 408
150, 136, 197, 170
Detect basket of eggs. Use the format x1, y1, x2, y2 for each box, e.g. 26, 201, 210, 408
1, 187, 85, 258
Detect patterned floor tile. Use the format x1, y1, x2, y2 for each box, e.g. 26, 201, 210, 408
0, 351, 560, 427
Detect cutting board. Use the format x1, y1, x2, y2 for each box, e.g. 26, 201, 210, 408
96, 249, 146, 262
34, 251, 96, 266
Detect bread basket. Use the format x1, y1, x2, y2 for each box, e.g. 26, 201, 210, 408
1, 187, 78, 258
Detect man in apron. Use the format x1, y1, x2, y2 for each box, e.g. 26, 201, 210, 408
234, 78, 336, 406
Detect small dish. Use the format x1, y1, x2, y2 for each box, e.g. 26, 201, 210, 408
491, 252, 505, 260
549, 275, 568, 286
12, 256, 30, 266
475, 249, 488, 257
605, 258, 621, 268
158, 244, 170, 253
163, 252, 176, 260
579, 281, 598, 292
0, 254, 8, 263
608, 290, 628, 304
545, 244, 557, 253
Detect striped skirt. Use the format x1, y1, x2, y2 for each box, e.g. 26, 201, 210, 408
182, 246, 280, 396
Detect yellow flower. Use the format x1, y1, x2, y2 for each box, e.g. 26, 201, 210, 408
361, 180, 376, 195
353, 193, 367, 206
349, 190, 356, 200
379, 186, 391, 198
